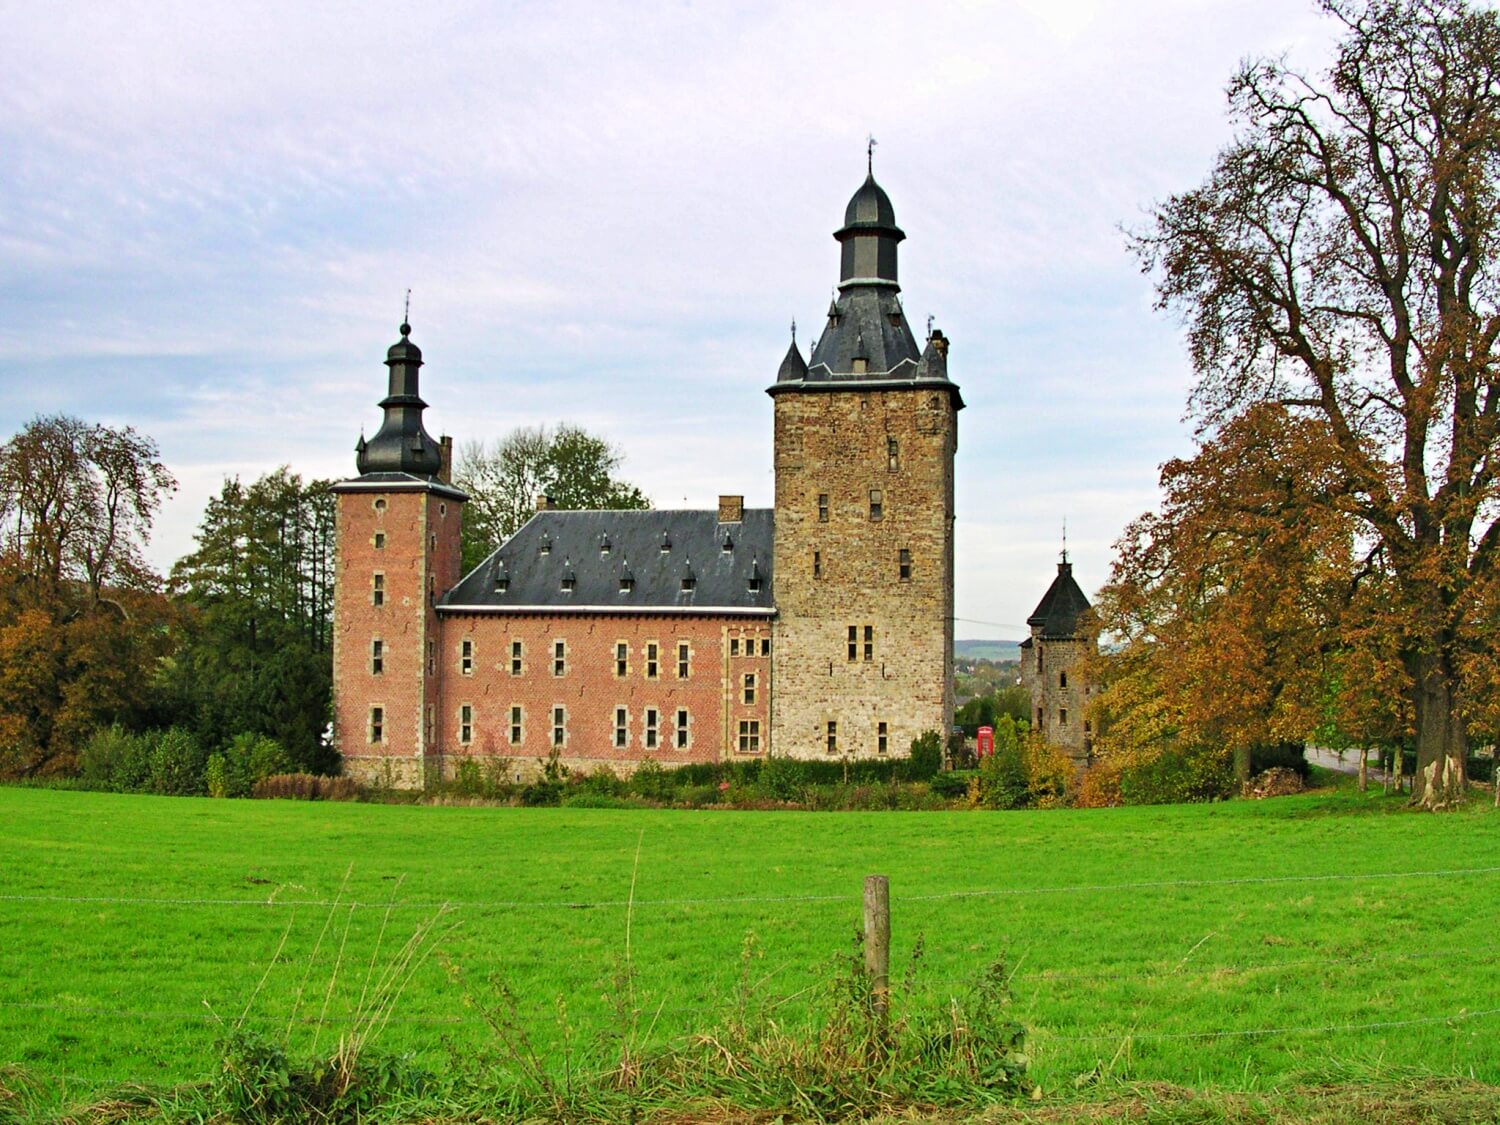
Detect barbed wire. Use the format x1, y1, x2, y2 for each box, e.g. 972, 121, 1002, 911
5, 861, 1498, 913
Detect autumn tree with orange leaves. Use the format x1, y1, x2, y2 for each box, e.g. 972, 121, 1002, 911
1091, 406, 1407, 783
0, 416, 176, 776
1131, 0, 1500, 807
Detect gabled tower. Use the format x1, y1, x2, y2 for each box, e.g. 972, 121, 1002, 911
331, 322, 466, 788
769, 170, 962, 759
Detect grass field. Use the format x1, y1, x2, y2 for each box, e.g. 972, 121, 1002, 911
3, 779, 1499, 1118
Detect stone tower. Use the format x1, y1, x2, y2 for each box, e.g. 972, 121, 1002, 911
1018, 556, 1095, 765
330, 322, 466, 787
768, 171, 962, 760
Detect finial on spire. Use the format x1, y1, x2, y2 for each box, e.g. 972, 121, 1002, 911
866, 133, 878, 174
1061, 518, 1069, 565
401, 288, 411, 336
927, 313, 934, 338
790, 318, 796, 343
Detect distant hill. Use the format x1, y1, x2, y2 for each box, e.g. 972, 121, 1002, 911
955, 639, 1022, 662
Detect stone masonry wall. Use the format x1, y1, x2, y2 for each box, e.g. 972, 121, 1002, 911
770, 387, 956, 759
1021, 632, 1093, 762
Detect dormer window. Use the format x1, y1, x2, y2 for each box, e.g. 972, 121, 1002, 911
721, 535, 733, 553
852, 358, 868, 375
660, 531, 671, 553
561, 575, 575, 592
681, 575, 696, 592
600, 535, 611, 555
539, 535, 552, 555
620, 575, 635, 593
748, 575, 762, 593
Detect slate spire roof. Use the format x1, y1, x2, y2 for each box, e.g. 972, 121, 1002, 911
355, 321, 445, 478
769, 167, 962, 408
1027, 559, 1093, 639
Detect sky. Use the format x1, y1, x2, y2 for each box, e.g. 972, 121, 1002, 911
0, 0, 1344, 638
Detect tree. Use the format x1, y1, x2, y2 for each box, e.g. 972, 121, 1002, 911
1132, 0, 1500, 807
1094, 406, 1377, 783
165, 469, 337, 771
455, 424, 649, 571
0, 416, 176, 776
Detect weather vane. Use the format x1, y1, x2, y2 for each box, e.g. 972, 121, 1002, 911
1062, 518, 1069, 564
867, 134, 878, 173
403, 288, 411, 329
790, 318, 797, 342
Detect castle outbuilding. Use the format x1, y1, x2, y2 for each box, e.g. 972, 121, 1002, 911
330, 171, 961, 786
1018, 556, 1096, 765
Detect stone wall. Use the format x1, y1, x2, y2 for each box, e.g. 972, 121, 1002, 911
1021, 632, 1094, 762
770, 387, 956, 759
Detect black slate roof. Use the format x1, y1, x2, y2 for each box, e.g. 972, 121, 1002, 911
330, 471, 467, 500
442, 508, 774, 613
1027, 561, 1092, 639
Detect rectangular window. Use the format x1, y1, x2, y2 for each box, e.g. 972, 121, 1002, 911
511, 640, 523, 675
553, 640, 566, 677
552, 706, 566, 747
372, 572, 385, 606
646, 643, 658, 679
677, 641, 690, 678
743, 673, 756, 705
373, 532, 386, 549
510, 705, 523, 745
760, 637, 770, 657
887, 437, 899, 471
738, 720, 761, 753
730, 638, 740, 657
675, 709, 689, 749
614, 706, 628, 748
817, 492, 829, 522
899, 548, 912, 582
1059, 671, 1068, 689
878, 722, 889, 754
644, 708, 659, 749
370, 706, 384, 744
461, 639, 474, 676
370, 639, 384, 675
869, 489, 883, 521
427, 639, 435, 675
459, 704, 473, 745
847, 625, 858, 662
615, 642, 628, 678
813, 550, 822, 579
1060, 708, 1069, 726
863, 625, 874, 662
826, 720, 837, 755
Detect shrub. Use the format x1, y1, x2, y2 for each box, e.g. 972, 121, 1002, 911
252, 773, 358, 801
760, 755, 809, 801
979, 738, 1029, 809
904, 730, 944, 781
78, 725, 151, 791
1117, 744, 1236, 806
930, 770, 975, 799
1023, 736, 1074, 807
149, 728, 208, 796
627, 757, 674, 802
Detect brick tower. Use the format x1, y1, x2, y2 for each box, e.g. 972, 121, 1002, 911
330, 321, 466, 787
768, 168, 962, 760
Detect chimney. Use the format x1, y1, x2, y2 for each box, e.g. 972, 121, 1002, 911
536, 492, 554, 512
930, 329, 949, 359
718, 494, 744, 523
438, 435, 453, 484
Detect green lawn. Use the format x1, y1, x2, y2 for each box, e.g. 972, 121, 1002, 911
2, 783, 1498, 1110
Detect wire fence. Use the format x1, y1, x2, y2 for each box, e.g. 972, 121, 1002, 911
5, 858, 1499, 1090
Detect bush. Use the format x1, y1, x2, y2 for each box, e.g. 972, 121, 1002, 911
78, 725, 151, 791
252, 773, 358, 801
979, 739, 1029, 809
930, 770, 975, 799
1117, 744, 1236, 806
904, 730, 944, 781
149, 728, 208, 796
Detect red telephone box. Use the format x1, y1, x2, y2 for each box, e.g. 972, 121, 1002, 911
976, 726, 994, 757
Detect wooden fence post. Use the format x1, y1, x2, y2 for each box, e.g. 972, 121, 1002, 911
864, 874, 890, 1030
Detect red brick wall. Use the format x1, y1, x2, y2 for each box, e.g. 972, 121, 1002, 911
332, 485, 464, 786
434, 612, 772, 774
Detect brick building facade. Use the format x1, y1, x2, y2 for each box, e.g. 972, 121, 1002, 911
331, 172, 962, 786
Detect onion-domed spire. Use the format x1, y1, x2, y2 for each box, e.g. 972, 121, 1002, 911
355, 320, 444, 477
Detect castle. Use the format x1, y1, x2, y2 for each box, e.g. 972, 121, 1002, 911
1019, 557, 1095, 765
330, 171, 966, 786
